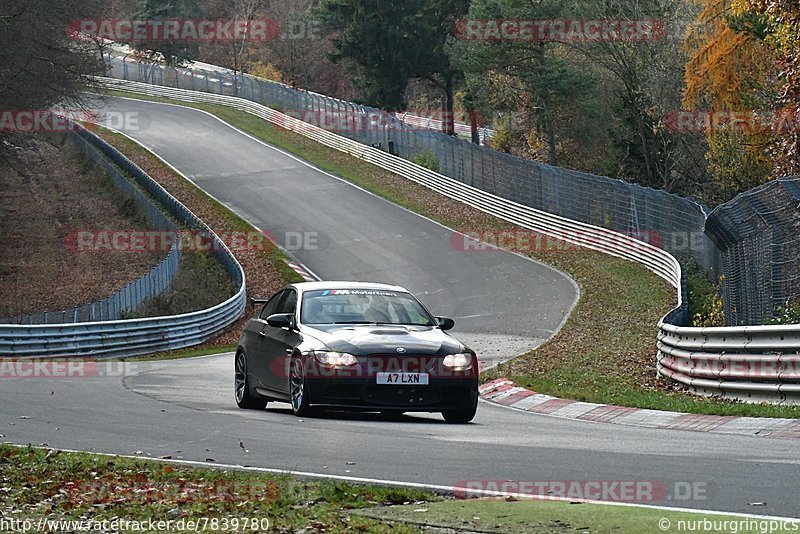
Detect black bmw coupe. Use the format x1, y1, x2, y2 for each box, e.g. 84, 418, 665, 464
235, 282, 479, 423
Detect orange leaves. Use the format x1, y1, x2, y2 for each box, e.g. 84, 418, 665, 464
683, 0, 772, 110
684, 0, 800, 176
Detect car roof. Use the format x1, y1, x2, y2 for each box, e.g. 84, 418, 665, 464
290, 281, 410, 293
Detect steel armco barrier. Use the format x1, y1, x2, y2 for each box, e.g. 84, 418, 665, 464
98, 77, 800, 403
658, 324, 800, 403
0, 121, 246, 358
109, 57, 719, 278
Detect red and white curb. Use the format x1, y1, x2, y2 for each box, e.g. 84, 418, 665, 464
480, 378, 800, 439
285, 260, 317, 282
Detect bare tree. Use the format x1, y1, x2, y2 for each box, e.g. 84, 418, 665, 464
201, 0, 266, 95
261, 0, 352, 96
1, 0, 104, 111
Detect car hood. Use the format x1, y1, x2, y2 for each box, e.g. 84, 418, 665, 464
303, 324, 466, 356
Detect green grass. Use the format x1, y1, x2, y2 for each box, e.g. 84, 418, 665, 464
6, 445, 794, 533
0, 444, 431, 533
98, 89, 800, 418
123, 252, 236, 319
357, 498, 798, 534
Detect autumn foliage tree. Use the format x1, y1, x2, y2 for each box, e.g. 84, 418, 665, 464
743, 0, 800, 175
684, 0, 772, 109
683, 0, 777, 202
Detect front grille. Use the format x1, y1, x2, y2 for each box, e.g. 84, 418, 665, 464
363, 354, 442, 375
362, 385, 442, 406
320, 383, 361, 400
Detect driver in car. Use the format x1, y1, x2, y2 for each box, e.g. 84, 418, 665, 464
364, 299, 391, 323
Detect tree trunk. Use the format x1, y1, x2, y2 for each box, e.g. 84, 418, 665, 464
233, 53, 239, 97
469, 107, 480, 144
535, 43, 558, 165
542, 97, 558, 166
443, 77, 455, 136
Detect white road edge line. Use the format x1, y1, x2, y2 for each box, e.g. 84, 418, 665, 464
84, 114, 322, 283
90, 92, 580, 346
6, 443, 797, 521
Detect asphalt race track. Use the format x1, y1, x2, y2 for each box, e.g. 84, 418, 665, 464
2, 96, 797, 518
3, 357, 799, 516
91, 96, 580, 366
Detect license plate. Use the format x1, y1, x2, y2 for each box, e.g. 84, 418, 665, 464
376, 372, 429, 385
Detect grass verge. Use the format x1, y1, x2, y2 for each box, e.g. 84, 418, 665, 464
0, 444, 432, 533
96, 89, 800, 418
5, 445, 793, 534
120, 343, 238, 362
356, 498, 797, 534
93, 125, 302, 351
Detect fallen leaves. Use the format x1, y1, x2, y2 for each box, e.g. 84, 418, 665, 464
0, 137, 169, 316
97, 131, 288, 348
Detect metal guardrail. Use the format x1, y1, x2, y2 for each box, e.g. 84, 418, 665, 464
658, 324, 800, 403
0, 121, 246, 358
393, 111, 495, 145
97, 76, 800, 403
109, 58, 720, 278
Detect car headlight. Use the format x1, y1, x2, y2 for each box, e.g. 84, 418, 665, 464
314, 351, 358, 367
443, 353, 473, 371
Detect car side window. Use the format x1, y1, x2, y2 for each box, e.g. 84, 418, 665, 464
276, 289, 297, 315
259, 291, 285, 320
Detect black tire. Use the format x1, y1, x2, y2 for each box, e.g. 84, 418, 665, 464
442, 397, 478, 424
235, 351, 267, 410
289, 355, 315, 417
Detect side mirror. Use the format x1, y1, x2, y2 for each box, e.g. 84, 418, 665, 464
435, 316, 455, 331
267, 313, 294, 329
250, 297, 269, 309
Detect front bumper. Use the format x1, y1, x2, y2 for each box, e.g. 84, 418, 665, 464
305, 374, 478, 411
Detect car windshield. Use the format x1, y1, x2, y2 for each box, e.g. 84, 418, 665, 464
301, 289, 435, 326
